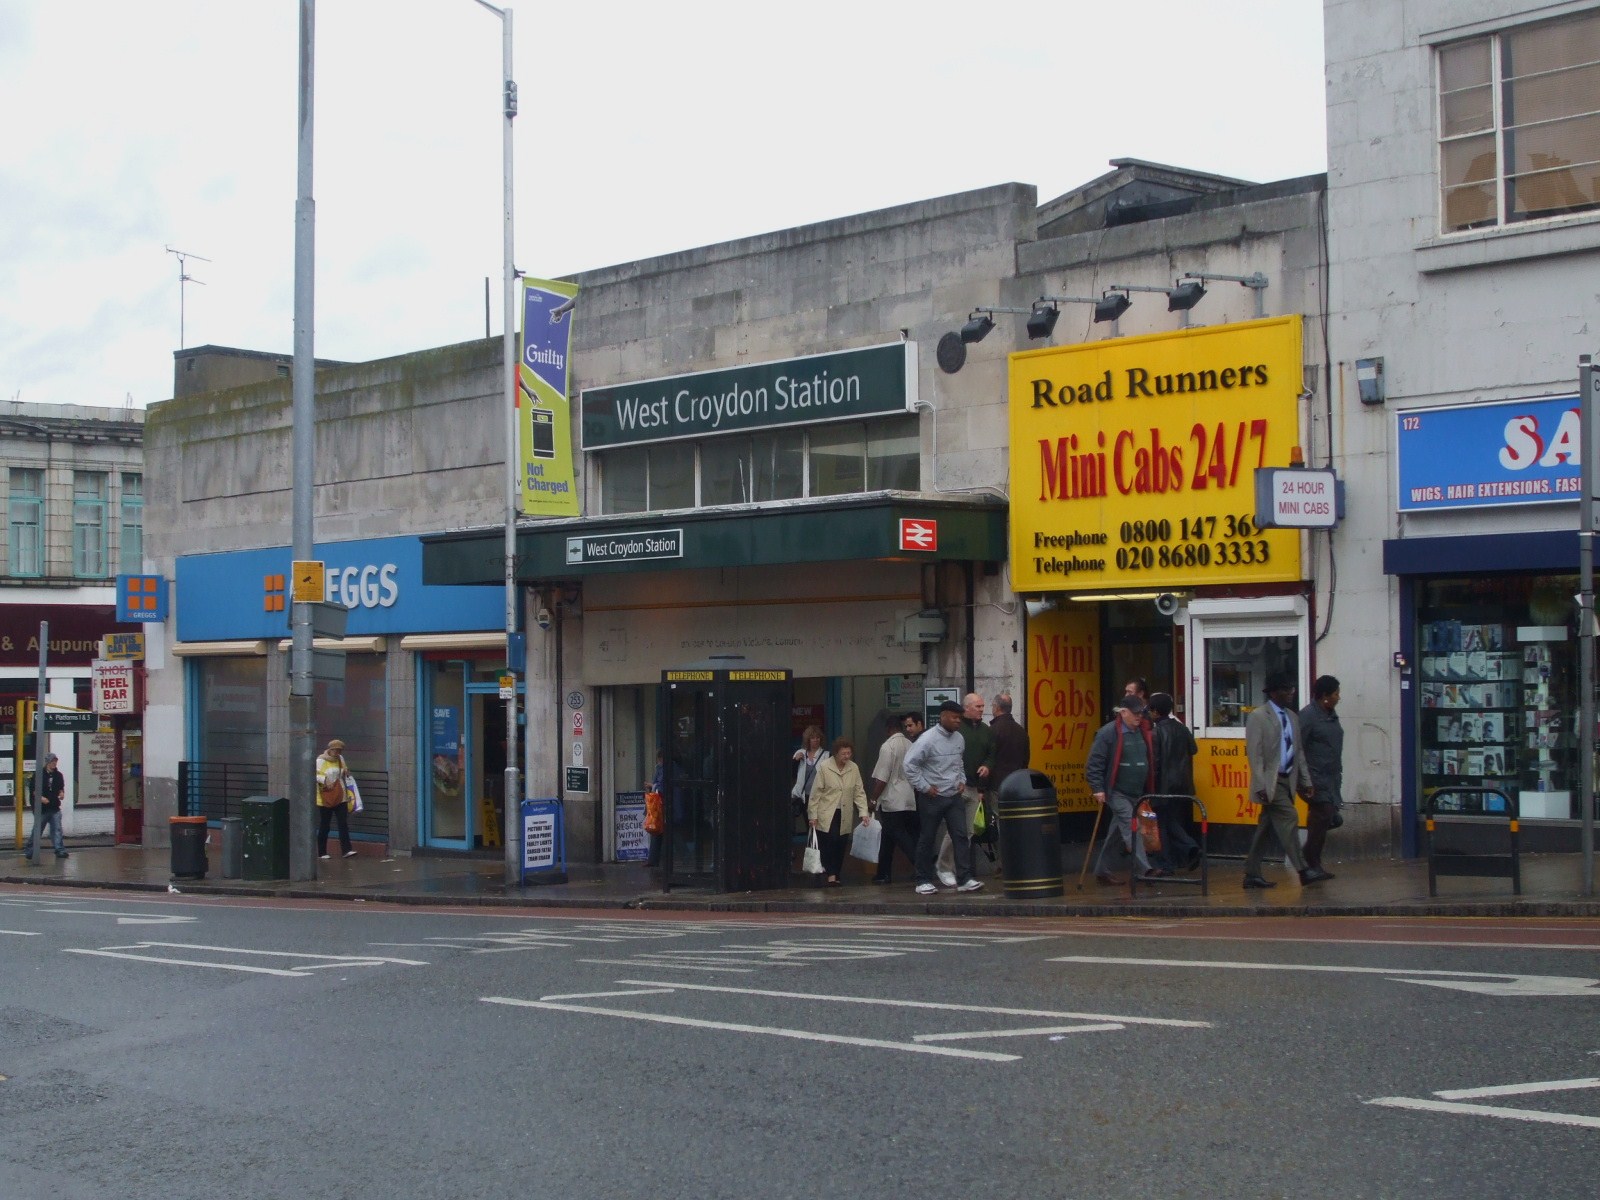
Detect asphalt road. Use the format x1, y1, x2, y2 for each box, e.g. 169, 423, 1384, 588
2, 885, 1598, 1200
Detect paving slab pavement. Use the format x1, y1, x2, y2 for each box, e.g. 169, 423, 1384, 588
3, 839, 1598, 917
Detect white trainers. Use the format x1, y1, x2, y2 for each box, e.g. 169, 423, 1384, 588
957, 878, 984, 892
318, 854, 331, 860
343, 850, 358, 858
937, 870, 957, 888
914, 882, 937, 895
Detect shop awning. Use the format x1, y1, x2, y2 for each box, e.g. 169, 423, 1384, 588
421, 492, 1008, 586
1383, 530, 1577, 576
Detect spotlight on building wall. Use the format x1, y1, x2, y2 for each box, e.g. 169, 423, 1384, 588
1094, 291, 1132, 323
1025, 304, 1059, 340
1181, 271, 1270, 319
1167, 280, 1207, 311
960, 312, 996, 343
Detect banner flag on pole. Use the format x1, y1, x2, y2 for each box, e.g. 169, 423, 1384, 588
517, 278, 580, 516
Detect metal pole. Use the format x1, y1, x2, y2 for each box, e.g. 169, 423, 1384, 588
472, 0, 521, 884
1580, 355, 1596, 897
31, 623, 48, 857
288, 0, 318, 882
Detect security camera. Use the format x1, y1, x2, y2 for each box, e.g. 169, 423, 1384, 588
534, 607, 553, 631
1154, 593, 1179, 617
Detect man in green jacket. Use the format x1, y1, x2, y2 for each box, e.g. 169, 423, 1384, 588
937, 691, 995, 885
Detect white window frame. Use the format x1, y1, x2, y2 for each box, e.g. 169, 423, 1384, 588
1183, 595, 1311, 741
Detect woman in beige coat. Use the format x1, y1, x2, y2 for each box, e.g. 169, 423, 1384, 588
808, 736, 870, 887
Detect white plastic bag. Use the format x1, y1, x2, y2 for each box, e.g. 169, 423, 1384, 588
345, 774, 364, 814
849, 818, 881, 863
801, 829, 823, 875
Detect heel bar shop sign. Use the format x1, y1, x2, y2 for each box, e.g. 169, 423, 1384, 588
92, 660, 136, 714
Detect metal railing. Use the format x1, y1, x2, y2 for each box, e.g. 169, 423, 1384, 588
178, 760, 389, 840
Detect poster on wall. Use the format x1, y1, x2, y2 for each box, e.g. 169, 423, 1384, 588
1009, 315, 1304, 593
518, 278, 581, 517
1025, 606, 1101, 814
614, 790, 648, 862
77, 732, 116, 808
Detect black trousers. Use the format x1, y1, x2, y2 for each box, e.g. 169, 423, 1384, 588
317, 802, 351, 856
874, 808, 920, 881
817, 810, 847, 878
1304, 800, 1338, 870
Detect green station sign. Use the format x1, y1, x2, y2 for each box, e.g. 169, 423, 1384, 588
580, 342, 915, 450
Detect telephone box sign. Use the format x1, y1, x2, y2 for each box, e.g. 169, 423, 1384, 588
1009, 316, 1304, 592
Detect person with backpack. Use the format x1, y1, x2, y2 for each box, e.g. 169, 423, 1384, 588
315, 738, 358, 860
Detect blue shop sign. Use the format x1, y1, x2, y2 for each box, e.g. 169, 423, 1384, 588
1397, 395, 1582, 512
176, 534, 503, 641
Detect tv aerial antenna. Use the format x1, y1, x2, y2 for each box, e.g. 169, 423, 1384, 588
165, 245, 211, 348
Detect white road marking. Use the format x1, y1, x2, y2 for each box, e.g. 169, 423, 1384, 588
1052, 955, 1600, 997
615, 979, 1212, 1028
1435, 1077, 1600, 1100
1, 929, 42, 936
1055, 929, 1600, 953
127, 941, 429, 965
1366, 1096, 1600, 1130
63, 949, 306, 976
44, 909, 198, 926
481, 995, 1021, 1062
577, 959, 755, 974
914, 1023, 1125, 1042
540, 988, 677, 1001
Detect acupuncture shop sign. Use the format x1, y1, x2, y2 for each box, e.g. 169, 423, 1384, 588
92, 659, 136, 715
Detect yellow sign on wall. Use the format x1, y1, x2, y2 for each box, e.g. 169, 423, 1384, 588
1025, 605, 1101, 813
1009, 316, 1304, 593
1193, 736, 1309, 827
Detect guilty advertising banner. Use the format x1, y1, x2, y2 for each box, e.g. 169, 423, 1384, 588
519, 278, 581, 517
1009, 316, 1305, 592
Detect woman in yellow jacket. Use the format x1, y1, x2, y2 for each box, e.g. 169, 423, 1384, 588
808, 736, 870, 887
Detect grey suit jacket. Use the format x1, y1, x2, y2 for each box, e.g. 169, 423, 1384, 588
1245, 700, 1312, 803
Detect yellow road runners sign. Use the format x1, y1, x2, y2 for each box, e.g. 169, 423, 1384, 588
1009, 316, 1304, 592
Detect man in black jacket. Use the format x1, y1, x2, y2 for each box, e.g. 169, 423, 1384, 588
1147, 693, 1200, 872
26, 751, 67, 862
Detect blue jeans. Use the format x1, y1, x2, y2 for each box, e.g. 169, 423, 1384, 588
28, 807, 64, 858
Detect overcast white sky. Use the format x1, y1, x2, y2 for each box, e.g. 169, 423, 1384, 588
0, 0, 1326, 411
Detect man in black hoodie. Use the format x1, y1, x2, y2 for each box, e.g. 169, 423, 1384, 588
1147, 693, 1201, 872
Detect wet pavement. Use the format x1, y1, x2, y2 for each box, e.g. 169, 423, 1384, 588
3, 835, 1599, 917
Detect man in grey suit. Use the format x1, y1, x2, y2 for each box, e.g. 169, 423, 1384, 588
1242, 672, 1332, 889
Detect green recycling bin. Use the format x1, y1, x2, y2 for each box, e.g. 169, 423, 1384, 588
240, 795, 290, 880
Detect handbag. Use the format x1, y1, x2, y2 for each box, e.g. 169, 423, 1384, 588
345, 775, 364, 814
801, 829, 823, 875
1326, 807, 1345, 830
644, 790, 665, 836
849, 817, 882, 863
1136, 799, 1163, 854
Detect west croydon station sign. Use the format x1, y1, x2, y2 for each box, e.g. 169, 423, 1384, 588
580, 343, 916, 450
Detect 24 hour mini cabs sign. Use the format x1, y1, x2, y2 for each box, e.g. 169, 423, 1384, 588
1010, 316, 1304, 592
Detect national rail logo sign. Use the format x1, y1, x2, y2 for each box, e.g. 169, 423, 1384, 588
1008, 316, 1305, 593
898, 519, 938, 552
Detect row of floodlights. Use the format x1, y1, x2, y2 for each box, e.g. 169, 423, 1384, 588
959, 271, 1268, 344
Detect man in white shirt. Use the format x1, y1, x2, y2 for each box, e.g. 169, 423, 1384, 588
868, 711, 922, 885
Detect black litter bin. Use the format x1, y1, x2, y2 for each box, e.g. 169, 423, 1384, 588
995, 770, 1064, 898
240, 796, 290, 881
170, 815, 208, 881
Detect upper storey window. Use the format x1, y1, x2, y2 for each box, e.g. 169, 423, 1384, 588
1440, 9, 1600, 232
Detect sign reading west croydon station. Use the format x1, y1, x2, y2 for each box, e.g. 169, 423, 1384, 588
580, 342, 916, 450
565, 528, 684, 566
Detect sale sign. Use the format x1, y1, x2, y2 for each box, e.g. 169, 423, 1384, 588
1009, 316, 1305, 592
92, 659, 135, 714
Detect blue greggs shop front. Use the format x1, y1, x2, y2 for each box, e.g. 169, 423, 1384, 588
174, 533, 513, 853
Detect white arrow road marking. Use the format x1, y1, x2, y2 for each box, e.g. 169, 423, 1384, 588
1052, 954, 1600, 998
616, 979, 1212, 1027
1435, 1078, 1600, 1100
45, 909, 198, 925
914, 1023, 1125, 1042
63, 941, 428, 975
1365, 1098, 1600, 1129
482, 995, 1021, 1062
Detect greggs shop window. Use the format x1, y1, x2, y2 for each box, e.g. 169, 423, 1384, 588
1417, 574, 1578, 819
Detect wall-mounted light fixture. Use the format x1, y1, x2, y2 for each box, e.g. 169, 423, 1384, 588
937, 305, 1035, 373
1027, 295, 1106, 342
1094, 291, 1132, 324
1180, 271, 1269, 319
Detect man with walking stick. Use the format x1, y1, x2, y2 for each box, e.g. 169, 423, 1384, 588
1084, 694, 1156, 886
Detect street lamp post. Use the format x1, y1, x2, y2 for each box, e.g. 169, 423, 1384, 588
471, 0, 523, 884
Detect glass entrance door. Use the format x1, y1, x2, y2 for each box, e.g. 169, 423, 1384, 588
664, 681, 719, 881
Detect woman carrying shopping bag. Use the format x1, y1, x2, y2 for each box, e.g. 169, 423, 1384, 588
807, 736, 870, 887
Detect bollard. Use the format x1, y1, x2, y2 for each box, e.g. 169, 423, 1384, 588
220, 816, 244, 879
